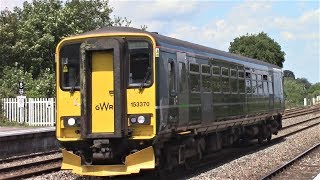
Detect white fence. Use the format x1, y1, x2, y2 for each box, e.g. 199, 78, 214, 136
1, 98, 55, 126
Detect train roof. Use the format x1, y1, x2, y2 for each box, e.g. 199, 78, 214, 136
77, 26, 281, 69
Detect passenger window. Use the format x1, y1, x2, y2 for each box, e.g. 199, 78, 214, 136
263, 75, 268, 81
257, 75, 262, 81
212, 66, 220, 75
190, 63, 199, 72
238, 71, 245, 79
212, 76, 221, 92
128, 41, 152, 87
222, 77, 229, 92
246, 72, 251, 79
252, 74, 257, 80
258, 81, 263, 94
268, 82, 273, 94
246, 80, 252, 93
168, 60, 175, 93
190, 63, 200, 92
230, 69, 237, 77
263, 81, 268, 94
202, 75, 211, 92
252, 81, 257, 94
239, 79, 245, 93
178, 62, 186, 93
222, 67, 229, 76
231, 79, 238, 93
201, 65, 211, 74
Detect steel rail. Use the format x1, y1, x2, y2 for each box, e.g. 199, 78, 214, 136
260, 142, 320, 180
281, 115, 320, 130
0, 150, 60, 164
0, 156, 62, 180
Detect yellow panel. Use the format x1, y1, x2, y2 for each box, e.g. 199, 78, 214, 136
91, 51, 114, 133
61, 146, 155, 176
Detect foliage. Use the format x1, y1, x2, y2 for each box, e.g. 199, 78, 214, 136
229, 32, 285, 67
295, 78, 311, 90
0, 0, 131, 98
0, 66, 55, 98
283, 77, 307, 108
283, 70, 295, 79
308, 82, 320, 97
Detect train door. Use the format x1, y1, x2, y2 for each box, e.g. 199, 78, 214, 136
80, 38, 127, 138
177, 52, 189, 126
91, 51, 114, 133
168, 58, 179, 126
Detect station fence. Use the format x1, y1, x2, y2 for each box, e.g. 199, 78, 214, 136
1, 97, 55, 126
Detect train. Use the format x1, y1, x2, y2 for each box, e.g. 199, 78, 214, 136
55, 27, 284, 176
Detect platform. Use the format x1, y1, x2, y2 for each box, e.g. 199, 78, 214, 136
0, 126, 59, 159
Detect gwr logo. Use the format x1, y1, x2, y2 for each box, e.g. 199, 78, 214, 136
95, 102, 114, 111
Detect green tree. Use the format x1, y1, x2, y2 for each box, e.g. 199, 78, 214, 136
295, 78, 311, 90
229, 32, 285, 67
0, 0, 131, 97
283, 77, 307, 108
283, 70, 295, 79
308, 82, 320, 97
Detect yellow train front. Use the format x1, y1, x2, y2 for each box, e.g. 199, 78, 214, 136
56, 27, 157, 176
56, 27, 284, 177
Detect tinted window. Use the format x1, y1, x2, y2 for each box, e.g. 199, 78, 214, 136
190, 63, 199, 72
222, 77, 229, 92
212, 66, 220, 75
128, 41, 152, 86
179, 62, 186, 92
202, 65, 210, 74
60, 43, 81, 90
222, 67, 229, 76
212, 76, 221, 92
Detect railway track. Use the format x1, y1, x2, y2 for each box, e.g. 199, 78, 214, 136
0, 154, 62, 180
1, 106, 318, 179
283, 105, 320, 120
168, 115, 320, 179
260, 142, 320, 180
0, 150, 60, 164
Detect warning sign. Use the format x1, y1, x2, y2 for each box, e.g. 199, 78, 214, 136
63, 65, 68, 72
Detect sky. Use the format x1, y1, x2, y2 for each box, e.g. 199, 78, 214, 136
1, 0, 319, 84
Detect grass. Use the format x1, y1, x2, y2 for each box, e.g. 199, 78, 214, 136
0, 114, 29, 127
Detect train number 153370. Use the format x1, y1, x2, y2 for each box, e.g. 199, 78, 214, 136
131, 102, 150, 107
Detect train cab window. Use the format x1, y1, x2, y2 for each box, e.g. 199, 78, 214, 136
212, 66, 220, 75
128, 40, 152, 87
60, 43, 81, 90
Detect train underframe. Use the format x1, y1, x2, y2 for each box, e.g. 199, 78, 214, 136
60, 114, 282, 176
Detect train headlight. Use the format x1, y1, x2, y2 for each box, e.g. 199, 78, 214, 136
137, 116, 145, 124
67, 118, 76, 126
63, 117, 80, 127
128, 114, 151, 125
130, 117, 137, 124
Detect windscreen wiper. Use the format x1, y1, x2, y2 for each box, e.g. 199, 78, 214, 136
139, 67, 151, 90
70, 74, 79, 93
